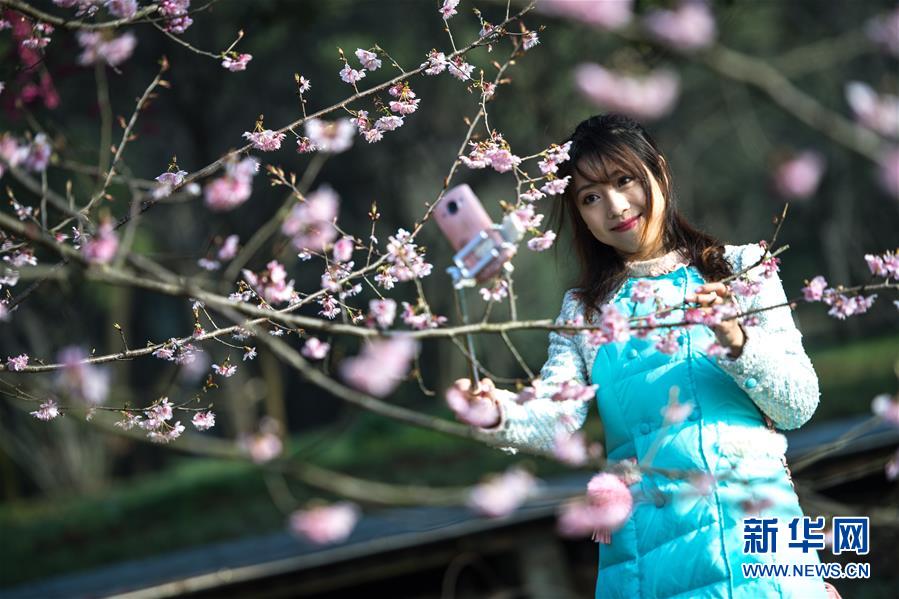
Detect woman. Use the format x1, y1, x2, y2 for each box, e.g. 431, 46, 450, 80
450, 114, 837, 598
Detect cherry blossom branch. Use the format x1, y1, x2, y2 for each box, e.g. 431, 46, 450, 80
117, 2, 536, 229
0, 0, 160, 30
221, 155, 327, 285
73, 57, 170, 224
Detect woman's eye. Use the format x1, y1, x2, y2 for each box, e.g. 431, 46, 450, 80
582, 193, 600, 205
618, 176, 633, 186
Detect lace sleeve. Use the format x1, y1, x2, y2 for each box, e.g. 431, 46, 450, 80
716, 244, 821, 430
476, 289, 592, 454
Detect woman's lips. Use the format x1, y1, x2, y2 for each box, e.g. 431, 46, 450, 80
612, 214, 641, 232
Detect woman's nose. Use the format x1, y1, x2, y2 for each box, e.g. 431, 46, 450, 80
606, 190, 631, 217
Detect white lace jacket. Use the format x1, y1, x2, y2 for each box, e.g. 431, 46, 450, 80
479, 243, 821, 454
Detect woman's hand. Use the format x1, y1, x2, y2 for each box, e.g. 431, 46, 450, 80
685, 282, 746, 358
446, 377, 502, 428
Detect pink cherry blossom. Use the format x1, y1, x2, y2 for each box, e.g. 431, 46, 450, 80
339, 64, 366, 85
522, 31, 540, 51
31, 399, 60, 421
773, 151, 826, 199
192, 410, 216, 430
445, 378, 502, 428
153, 169, 187, 198
661, 390, 693, 424
801, 275, 828, 301
520, 187, 546, 203
242, 431, 283, 463
550, 380, 598, 402
527, 230, 556, 252
872, 393, 899, 427
385, 228, 433, 282
514, 203, 544, 229
845, 82, 899, 138
354, 48, 381, 70
368, 298, 397, 329
243, 129, 286, 152
82, 219, 119, 264
730, 277, 761, 297
537, 0, 633, 30
422, 49, 448, 75
222, 53, 252, 72
439, 0, 460, 20
479, 278, 509, 302
281, 184, 339, 251
654, 329, 681, 355
540, 176, 570, 196
629, 280, 655, 303
553, 429, 590, 465
887, 449, 899, 481
23, 133, 52, 172
375, 115, 404, 131
339, 336, 417, 397
56, 345, 110, 405
864, 251, 898, 278
204, 157, 258, 212
642, 0, 717, 51
105, 0, 137, 18
484, 148, 521, 173
447, 56, 474, 81
76, 31, 137, 67
823, 292, 877, 320
301, 337, 331, 360
389, 98, 421, 115
333, 236, 354, 262
304, 118, 355, 154
242, 260, 295, 305
243, 347, 256, 361
575, 63, 680, 121
467, 466, 537, 518
217, 234, 240, 261
400, 301, 447, 329
865, 5, 899, 57
585, 472, 633, 530
211, 362, 237, 377
318, 294, 341, 319
289, 502, 360, 544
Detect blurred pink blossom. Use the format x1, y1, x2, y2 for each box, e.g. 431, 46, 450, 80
801, 275, 828, 301
191, 411, 216, 431
204, 157, 258, 212
872, 393, 899, 427
845, 82, 899, 138
82, 219, 119, 264
643, 0, 717, 51
574, 64, 680, 121
339, 336, 417, 397
445, 377, 502, 428
305, 118, 355, 153
57, 345, 111, 405
585, 472, 633, 530
527, 230, 556, 252
76, 31, 136, 67
301, 337, 331, 360
242, 260, 295, 305
865, 5, 899, 57
30, 399, 60, 421
282, 184, 339, 251
773, 151, 825, 199
289, 502, 360, 544
467, 466, 537, 518
537, 0, 633, 30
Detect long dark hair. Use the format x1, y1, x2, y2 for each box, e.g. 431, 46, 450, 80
551, 114, 733, 322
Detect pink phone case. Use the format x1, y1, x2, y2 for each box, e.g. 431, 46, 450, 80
433, 184, 514, 283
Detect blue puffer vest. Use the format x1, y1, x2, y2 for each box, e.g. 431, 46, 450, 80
592, 264, 828, 599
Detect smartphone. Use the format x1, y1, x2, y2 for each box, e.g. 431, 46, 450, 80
433, 183, 515, 283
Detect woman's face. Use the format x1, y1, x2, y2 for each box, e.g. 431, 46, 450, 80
571, 154, 668, 261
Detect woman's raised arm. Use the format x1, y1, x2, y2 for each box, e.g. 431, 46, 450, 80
717, 244, 821, 429
474, 289, 593, 454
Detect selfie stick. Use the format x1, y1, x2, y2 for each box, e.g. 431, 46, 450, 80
446, 214, 526, 384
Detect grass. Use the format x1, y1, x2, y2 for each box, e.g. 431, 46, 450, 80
1, 333, 896, 588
